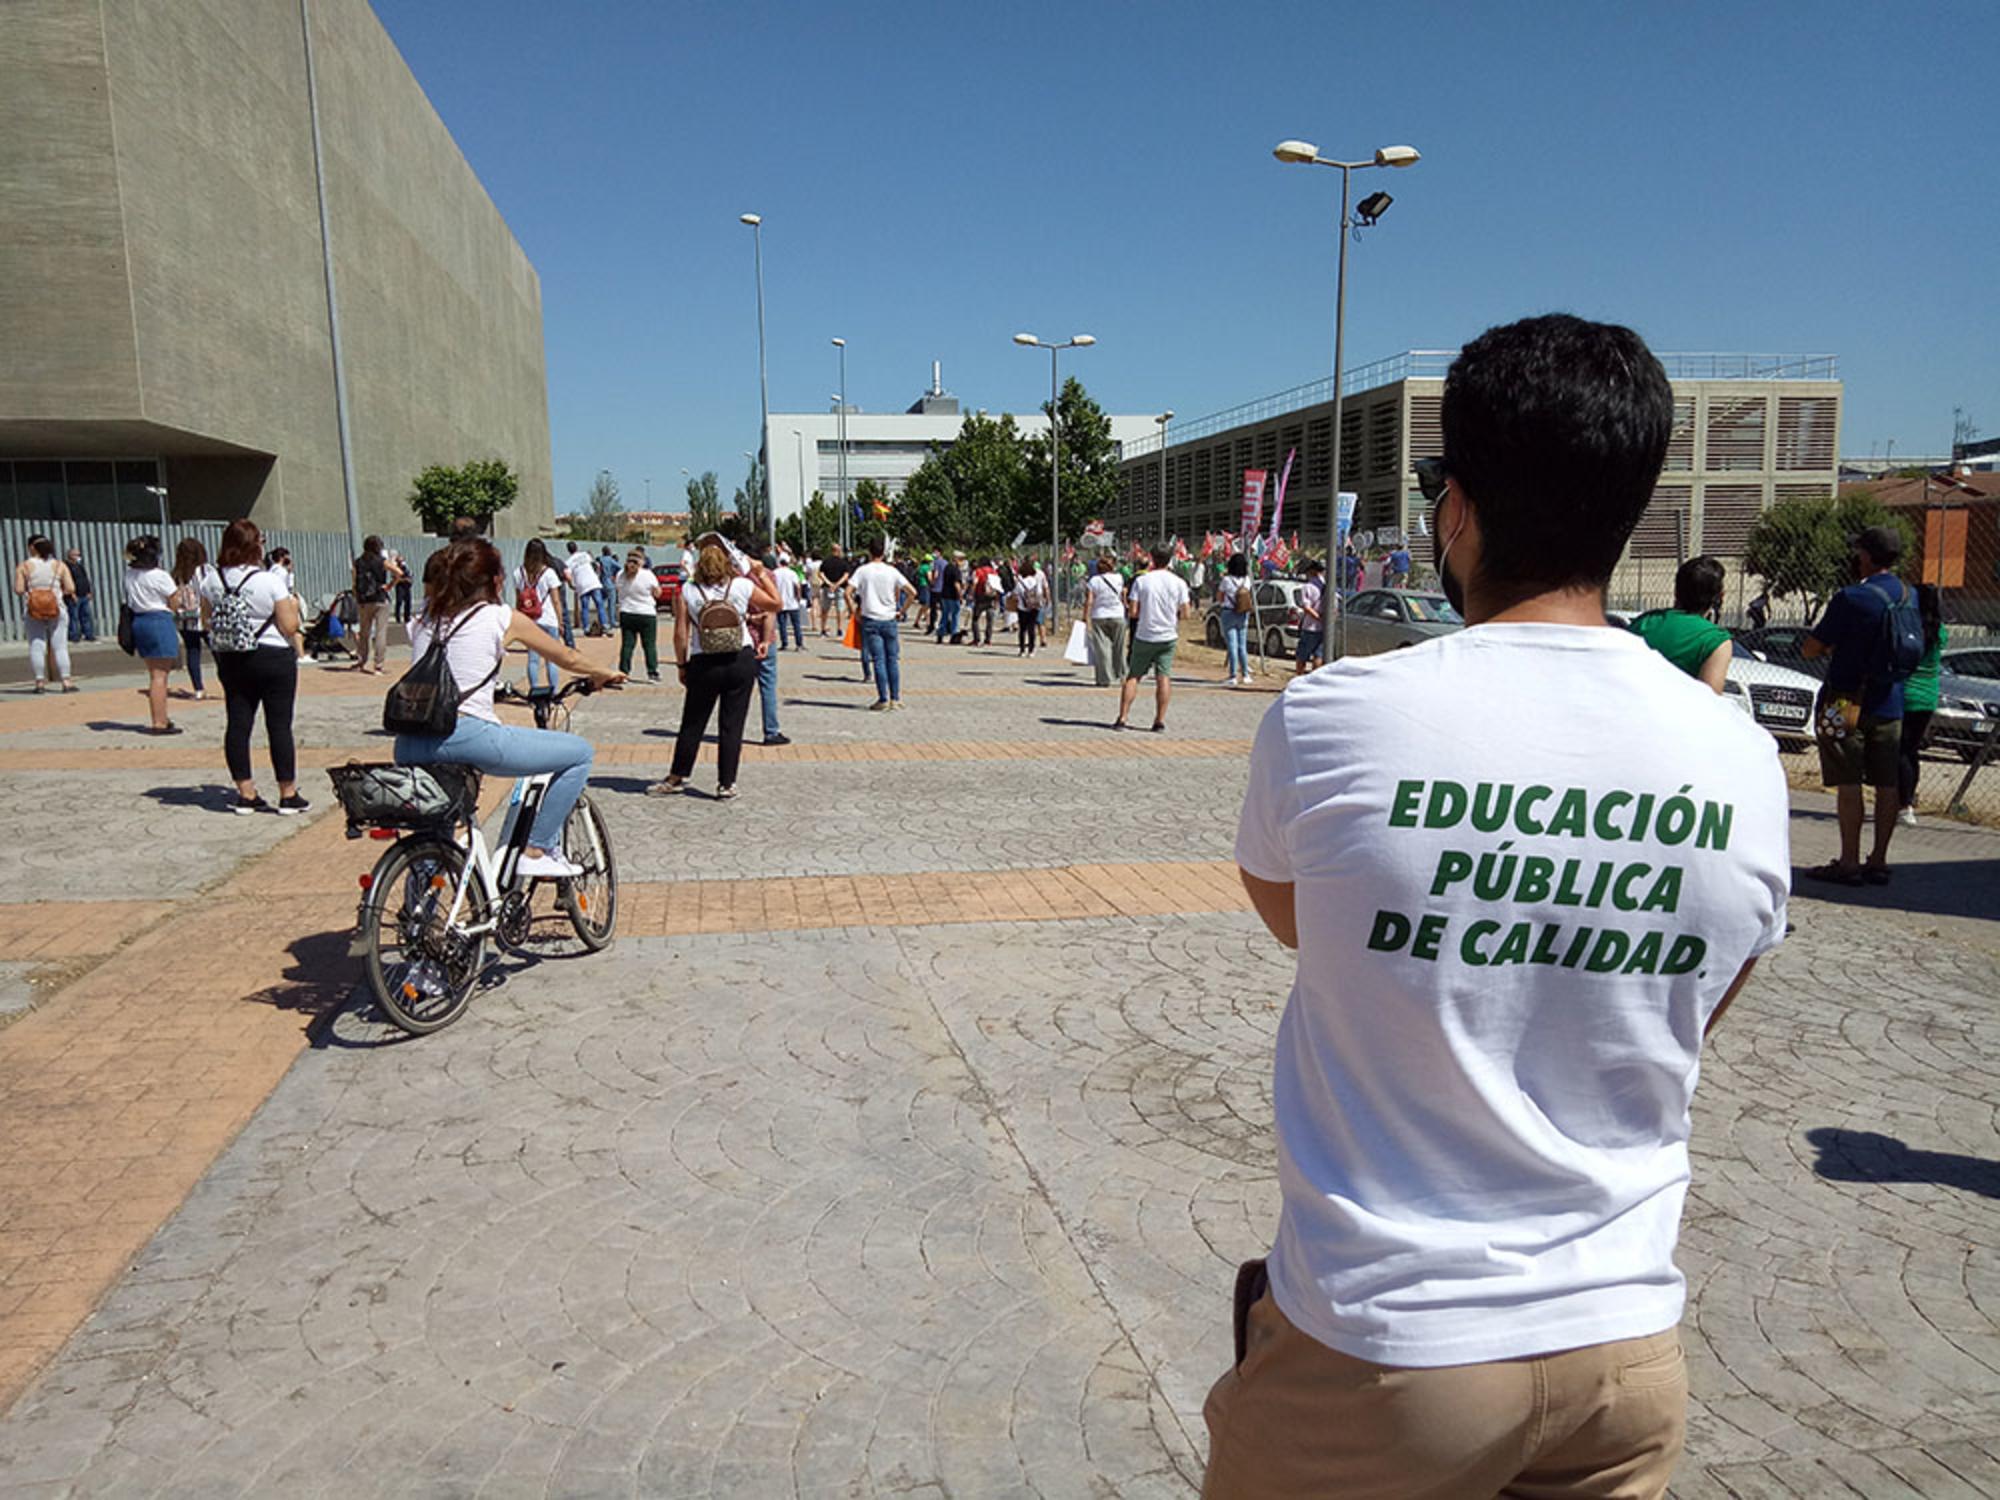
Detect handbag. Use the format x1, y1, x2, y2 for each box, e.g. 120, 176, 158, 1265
328, 762, 482, 831
116, 603, 136, 656
842, 612, 861, 651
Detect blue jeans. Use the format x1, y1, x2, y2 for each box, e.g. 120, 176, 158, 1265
68, 595, 96, 642
758, 648, 781, 738
526, 622, 561, 691
935, 599, 960, 641
1296, 629, 1325, 669
777, 608, 804, 650
1223, 614, 1250, 678
861, 618, 900, 702
396, 715, 592, 851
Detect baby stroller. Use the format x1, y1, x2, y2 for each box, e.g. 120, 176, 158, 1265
302, 590, 359, 661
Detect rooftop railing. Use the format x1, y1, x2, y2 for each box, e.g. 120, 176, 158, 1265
1121, 351, 1841, 457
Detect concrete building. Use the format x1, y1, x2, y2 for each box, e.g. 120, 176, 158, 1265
766, 365, 1160, 520
1114, 351, 1842, 593
0, 0, 552, 537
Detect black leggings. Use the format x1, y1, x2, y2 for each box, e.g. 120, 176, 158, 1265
1898, 708, 1933, 810
216, 646, 298, 784
671, 647, 756, 787
1017, 608, 1041, 654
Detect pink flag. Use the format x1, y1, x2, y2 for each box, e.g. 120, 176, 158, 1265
1267, 448, 1297, 541
1240, 470, 1267, 537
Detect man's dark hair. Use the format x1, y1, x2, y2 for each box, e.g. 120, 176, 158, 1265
1150, 544, 1171, 569
1227, 553, 1249, 578
1303, 559, 1325, 577
1442, 313, 1673, 598
449, 515, 479, 538
868, 536, 886, 559
1854, 524, 1902, 569
1673, 555, 1725, 616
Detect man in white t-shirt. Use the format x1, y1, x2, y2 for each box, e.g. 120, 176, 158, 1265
1202, 315, 1791, 1499
844, 537, 914, 710
1084, 557, 1128, 686
1113, 546, 1190, 732
564, 542, 604, 637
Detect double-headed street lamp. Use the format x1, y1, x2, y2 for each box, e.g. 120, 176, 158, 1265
740, 213, 774, 546
831, 337, 849, 551
1273, 139, 1419, 609
1155, 410, 1174, 541
1013, 332, 1096, 620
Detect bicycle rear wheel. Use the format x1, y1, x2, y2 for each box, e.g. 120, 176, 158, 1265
363, 836, 490, 1034
558, 794, 618, 950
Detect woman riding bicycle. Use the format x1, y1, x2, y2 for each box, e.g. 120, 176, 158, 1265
395, 538, 622, 880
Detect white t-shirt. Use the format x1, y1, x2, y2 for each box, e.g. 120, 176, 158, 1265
683, 576, 755, 649
1235, 623, 1791, 1368
566, 552, 601, 595
1086, 572, 1126, 620
124, 565, 178, 614
614, 567, 658, 616
510, 565, 562, 629
202, 565, 293, 649
1130, 569, 1190, 643
776, 568, 807, 612
1300, 579, 1325, 625
848, 561, 906, 621
408, 602, 510, 726
1013, 571, 1048, 611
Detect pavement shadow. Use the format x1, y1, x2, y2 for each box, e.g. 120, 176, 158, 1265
588, 775, 657, 795
86, 719, 160, 734
1039, 717, 1122, 732
1792, 857, 2000, 926
784, 699, 872, 711
141, 785, 235, 813
1806, 1127, 2000, 1200
244, 927, 368, 1031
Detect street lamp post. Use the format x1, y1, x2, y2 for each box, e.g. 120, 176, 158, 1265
740, 214, 774, 547
1155, 410, 1174, 542
831, 338, 848, 552
1013, 332, 1096, 625
1274, 139, 1419, 654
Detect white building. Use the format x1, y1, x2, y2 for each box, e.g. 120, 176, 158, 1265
765, 365, 1161, 520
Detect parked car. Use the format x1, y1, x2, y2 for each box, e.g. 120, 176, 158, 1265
1202, 578, 1310, 659
653, 562, 686, 608
1941, 645, 2000, 683
1335, 589, 1464, 658
1731, 624, 1824, 679
1721, 655, 1819, 752
1931, 670, 2000, 762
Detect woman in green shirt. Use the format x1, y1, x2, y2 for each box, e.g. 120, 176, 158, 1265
1897, 582, 1945, 825
1628, 556, 1733, 692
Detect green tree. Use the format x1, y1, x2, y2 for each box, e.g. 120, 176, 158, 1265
887, 411, 1033, 550
1021, 376, 1119, 546
684, 469, 722, 536
569, 469, 627, 542
731, 452, 769, 540
778, 491, 840, 555
1743, 489, 1915, 619
408, 457, 519, 534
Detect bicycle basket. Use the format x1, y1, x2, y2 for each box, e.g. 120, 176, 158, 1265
327, 762, 482, 829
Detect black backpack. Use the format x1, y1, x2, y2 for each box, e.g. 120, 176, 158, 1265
382, 611, 498, 736
1868, 576, 1925, 688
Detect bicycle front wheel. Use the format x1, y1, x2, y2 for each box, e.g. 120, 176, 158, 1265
363, 836, 490, 1034
559, 794, 618, 951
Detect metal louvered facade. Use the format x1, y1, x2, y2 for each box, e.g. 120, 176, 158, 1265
1114, 357, 1840, 599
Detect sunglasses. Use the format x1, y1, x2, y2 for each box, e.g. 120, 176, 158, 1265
1415, 457, 1449, 505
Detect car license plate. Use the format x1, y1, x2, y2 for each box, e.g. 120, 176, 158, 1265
1760, 704, 1809, 722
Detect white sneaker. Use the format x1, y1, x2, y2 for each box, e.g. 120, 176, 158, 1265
518, 851, 583, 879
1897, 807, 1917, 828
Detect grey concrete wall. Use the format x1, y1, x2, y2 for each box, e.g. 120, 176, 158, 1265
1, 0, 552, 538
0, 1, 143, 419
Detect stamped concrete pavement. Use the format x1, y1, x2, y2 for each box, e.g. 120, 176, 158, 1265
2, 623, 1999, 1497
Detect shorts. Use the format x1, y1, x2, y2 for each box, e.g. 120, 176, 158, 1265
1818, 708, 1902, 788
1128, 636, 1177, 680
1295, 629, 1325, 666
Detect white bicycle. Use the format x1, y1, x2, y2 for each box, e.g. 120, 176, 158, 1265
336, 679, 617, 1035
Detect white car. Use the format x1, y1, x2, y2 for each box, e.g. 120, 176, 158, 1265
1723, 654, 1819, 751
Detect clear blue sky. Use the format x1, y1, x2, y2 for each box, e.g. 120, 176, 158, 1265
372, 0, 1999, 513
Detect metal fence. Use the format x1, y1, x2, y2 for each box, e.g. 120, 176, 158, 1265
0, 519, 538, 641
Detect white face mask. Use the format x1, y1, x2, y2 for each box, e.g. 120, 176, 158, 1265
1435, 491, 1469, 615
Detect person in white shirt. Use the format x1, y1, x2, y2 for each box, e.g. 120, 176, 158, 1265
1292, 559, 1327, 673
1113, 546, 1191, 733
564, 541, 605, 637
612, 550, 661, 680
648, 542, 782, 799
1084, 557, 1127, 686
122, 534, 185, 733
844, 537, 915, 709
396, 538, 623, 878
509, 539, 567, 693
199, 519, 308, 815
1202, 315, 1791, 1499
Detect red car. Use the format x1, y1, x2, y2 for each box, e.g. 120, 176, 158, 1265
653, 563, 686, 608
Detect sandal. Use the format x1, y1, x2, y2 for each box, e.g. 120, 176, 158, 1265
1801, 860, 1863, 888
716, 785, 738, 801
645, 776, 686, 797
1862, 865, 1892, 886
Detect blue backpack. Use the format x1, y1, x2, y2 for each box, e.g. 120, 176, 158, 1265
1868, 576, 1924, 686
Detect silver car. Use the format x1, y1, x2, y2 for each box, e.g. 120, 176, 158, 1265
1203, 578, 1310, 659
1335, 589, 1464, 658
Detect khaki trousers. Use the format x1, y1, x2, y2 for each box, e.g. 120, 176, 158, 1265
356, 600, 389, 668
1088, 616, 1126, 686
1203, 1278, 1685, 1500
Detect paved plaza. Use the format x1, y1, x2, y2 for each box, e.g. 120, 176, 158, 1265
1, 626, 1998, 1498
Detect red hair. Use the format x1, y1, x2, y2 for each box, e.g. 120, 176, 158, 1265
217, 519, 263, 569
421, 538, 502, 621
